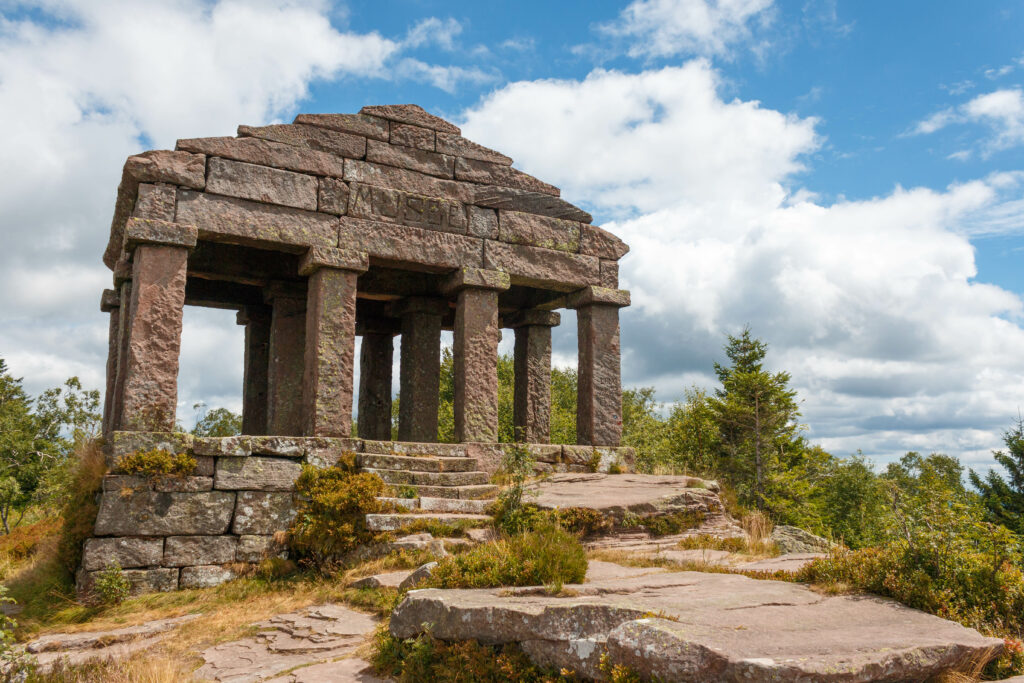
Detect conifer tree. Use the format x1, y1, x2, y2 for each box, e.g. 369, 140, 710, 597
970, 417, 1024, 535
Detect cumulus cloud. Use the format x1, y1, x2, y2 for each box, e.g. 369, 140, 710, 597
0, 0, 483, 417
913, 88, 1024, 156
598, 0, 775, 59
462, 62, 1024, 468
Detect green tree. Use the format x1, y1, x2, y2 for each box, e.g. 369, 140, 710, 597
662, 387, 721, 476
708, 328, 803, 509
191, 405, 242, 437
818, 453, 890, 547
970, 418, 1024, 536
549, 366, 577, 445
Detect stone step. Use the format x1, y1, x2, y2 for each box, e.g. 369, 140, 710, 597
366, 513, 493, 532
399, 483, 499, 500
360, 453, 478, 473
364, 468, 490, 487
376, 497, 493, 514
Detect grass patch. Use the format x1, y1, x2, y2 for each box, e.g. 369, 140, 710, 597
112, 449, 196, 477
25, 653, 191, 682
640, 510, 705, 536
393, 517, 481, 538
428, 523, 587, 592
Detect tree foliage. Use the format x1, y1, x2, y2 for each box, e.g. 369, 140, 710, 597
191, 404, 242, 438
970, 417, 1024, 536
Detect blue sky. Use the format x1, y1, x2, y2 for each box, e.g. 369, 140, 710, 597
1, 0, 1024, 471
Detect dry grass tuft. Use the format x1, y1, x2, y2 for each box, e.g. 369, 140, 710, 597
741, 510, 777, 556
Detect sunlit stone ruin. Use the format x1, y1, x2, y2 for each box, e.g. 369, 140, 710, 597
83, 104, 633, 592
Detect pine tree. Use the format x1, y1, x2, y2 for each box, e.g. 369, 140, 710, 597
970, 417, 1024, 535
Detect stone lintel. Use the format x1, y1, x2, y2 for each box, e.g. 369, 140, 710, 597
100, 288, 120, 312
356, 317, 400, 336
124, 218, 198, 251
263, 280, 306, 302
388, 296, 449, 318
298, 246, 369, 276
564, 286, 630, 309
441, 268, 510, 295
505, 309, 561, 329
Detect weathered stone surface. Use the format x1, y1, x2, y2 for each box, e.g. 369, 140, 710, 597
123, 217, 197, 251
338, 215, 483, 270
351, 570, 412, 589
738, 553, 826, 573
594, 446, 635, 473
361, 104, 460, 134
358, 332, 394, 441
176, 136, 346, 177
153, 475, 214, 492
119, 244, 188, 431
513, 323, 552, 443
454, 288, 500, 443
317, 177, 349, 215
267, 657, 386, 683
206, 157, 318, 211
238, 123, 367, 159
180, 564, 239, 589
176, 190, 337, 249
294, 112, 390, 141
216, 457, 302, 491
27, 615, 197, 660
456, 157, 559, 196
580, 224, 629, 259
250, 436, 308, 457
232, 491, 297, 534
118, 568, 179, 596
164, 535, 237, 567
133, 183, 176, 221
94, 490, 235, 536
367, 139, 454, 179
265, 289, 307, 438
125, 149, 206, 189
436, 132, 512, 165
197, 604, 377, 683
398, 303, 443, 443
498, 210, 580, 252
110, 430, 193, 459
193, 435, 252, 457
483, 239, 600, 289
240, 306, 271, 436
344, 158, 474, 203
530, 473, 724, 519
391, 123, 435, 150
303, 266, 359, 437
772, 525, 834, 554
473, 186, 592, 223
577, 303, 622, 446
391, 571, 1004, 682
398, 562, 438, 590
81, 537, 163, 571
565, 285, 631, 308
348, 182, 468, 234
236, 534, 285, 562
194, 456, 215, 477
599, 258, 619, 288
467, 205, 498, 239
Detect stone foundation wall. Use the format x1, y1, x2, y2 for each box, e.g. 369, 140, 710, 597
78, 431, 635, 596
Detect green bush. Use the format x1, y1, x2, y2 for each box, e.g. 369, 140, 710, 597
677, 534, 748, 553
640, 510, 705, 536
551, 507, 614, 537
491, 444, 537, 536
93, 562, 130, 605
428, 522, 587, 592
113, 448, 196, 477
0, 585, 35, 676
287, 464, 388, 568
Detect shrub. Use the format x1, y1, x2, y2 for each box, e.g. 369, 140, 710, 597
677, 534, 748, 553
372, 628, 574, 683
0, 585, 35, 677
641, 510, 705, 536
428, 522, 587, 592
287, 464, 388, 568
0, 518, 61, 564
552, 507, 614, 537
93, 562, 130, 605
56, 438, 106, 574
492, 444, 537, 536
113, 449, 196, 477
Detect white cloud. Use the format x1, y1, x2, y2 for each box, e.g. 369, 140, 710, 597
0, 0, 479, 408
598, 0, 775, 59
462, 62, 1024, 466
403, 17, 462, 51
913, 88, 1024, 156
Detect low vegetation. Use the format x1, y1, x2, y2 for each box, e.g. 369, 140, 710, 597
112, 449, 196, 478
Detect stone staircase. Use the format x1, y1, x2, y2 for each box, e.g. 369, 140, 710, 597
360, 452, 498, 532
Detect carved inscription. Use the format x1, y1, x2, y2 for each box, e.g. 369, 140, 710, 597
348, 183, 468, 234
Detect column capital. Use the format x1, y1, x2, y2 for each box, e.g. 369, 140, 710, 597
299, 246, 368, 276
441, 268, 510, 295
504, 309, 561, 329
388, 296, 449, 318
236, 304, 271, 326
100, 288, 120, 312
123, 218, 198, 251
263, 280, 306, 303
564, 286, 630, 309
113, 257, 133, 286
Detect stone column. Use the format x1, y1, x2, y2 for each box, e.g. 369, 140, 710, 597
394, 298, 447, 443
118, 219, 197, 431
443, 269, 510, 443
100, 289, 120, 437
264, 282, 307, 437
507, 310, 561, 444
110, 260, 133, 434
567, 286, 630, 447
300, 247, 368, 437
357, 318, 397, 441
237, 306, 271, 436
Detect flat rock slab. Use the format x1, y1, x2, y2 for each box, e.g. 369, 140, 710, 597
266, 657, 390, 682
27, 614, 198, 670
529, 473, 716, 512
738, 552, 826, 573
351, 570, 412, 589
584, 560, 667, 582
391, 570, 1003, 681
197, 604, 378, 682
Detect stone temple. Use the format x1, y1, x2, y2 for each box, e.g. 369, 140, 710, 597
85, 104, 633, 593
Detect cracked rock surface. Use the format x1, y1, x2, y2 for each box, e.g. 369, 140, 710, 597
197, 604, 379, 682
391, 570, 1003, 681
